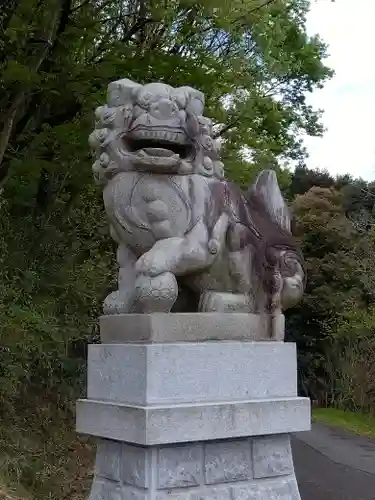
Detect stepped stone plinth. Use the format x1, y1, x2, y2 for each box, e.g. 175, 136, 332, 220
76, 313, 310, 500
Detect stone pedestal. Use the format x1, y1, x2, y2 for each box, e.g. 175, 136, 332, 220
77, 313, 310, 499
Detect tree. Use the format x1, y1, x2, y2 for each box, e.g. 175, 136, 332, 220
286, 186, 373, 399
0, 0, 332, 189
288, 164, 334, 197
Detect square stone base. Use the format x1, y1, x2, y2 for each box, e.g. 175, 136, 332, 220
79, 314, 308, 499
89, 435, 301, 500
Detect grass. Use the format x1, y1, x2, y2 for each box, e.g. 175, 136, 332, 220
0, 396, 94, 500
312, 407, 375, 439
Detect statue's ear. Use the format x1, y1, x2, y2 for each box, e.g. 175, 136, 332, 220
248, 170, 291, 232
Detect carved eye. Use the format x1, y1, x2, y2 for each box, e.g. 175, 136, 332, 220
138, 91, 154, 109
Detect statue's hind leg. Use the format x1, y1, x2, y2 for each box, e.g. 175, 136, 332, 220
196, 244, 255, 313
103, 242, 137, 314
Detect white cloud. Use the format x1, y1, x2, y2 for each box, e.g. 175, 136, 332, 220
303, 0, 375, 181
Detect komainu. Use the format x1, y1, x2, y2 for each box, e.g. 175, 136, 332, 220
89, 78, 305, 334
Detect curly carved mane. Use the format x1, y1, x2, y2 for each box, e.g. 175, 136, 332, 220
219, 180, 305, 295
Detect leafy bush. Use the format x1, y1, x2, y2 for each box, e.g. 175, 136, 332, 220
324, 308, 375, 413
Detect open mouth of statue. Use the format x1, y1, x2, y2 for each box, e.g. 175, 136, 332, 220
128, 139, 192, 159
126, 129, 193, 160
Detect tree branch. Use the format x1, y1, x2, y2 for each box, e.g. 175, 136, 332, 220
214, 117, 242, 138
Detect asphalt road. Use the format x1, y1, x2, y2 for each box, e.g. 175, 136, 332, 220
293, 423, 375, 500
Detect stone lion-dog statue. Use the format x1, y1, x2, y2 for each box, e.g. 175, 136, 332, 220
89, 78, 305, 337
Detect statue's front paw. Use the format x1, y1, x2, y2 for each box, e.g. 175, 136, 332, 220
132, 272, 178, 313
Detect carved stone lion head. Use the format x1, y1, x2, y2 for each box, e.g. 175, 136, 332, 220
89, 79, 224, 185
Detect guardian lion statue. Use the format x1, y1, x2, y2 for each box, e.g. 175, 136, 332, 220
89, 78, 305, 337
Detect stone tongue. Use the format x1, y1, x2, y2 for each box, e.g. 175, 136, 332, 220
142, 147, 176, 157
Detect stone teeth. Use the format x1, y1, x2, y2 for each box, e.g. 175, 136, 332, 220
131, 128, 187, 144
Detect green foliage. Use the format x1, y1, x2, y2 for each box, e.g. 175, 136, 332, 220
0, 0, 332, 181
286, 186, 373, 399
287, 164, 334, 197
0, 0, 334, 497
323, 307, 375, 413
284, 174, 375, 413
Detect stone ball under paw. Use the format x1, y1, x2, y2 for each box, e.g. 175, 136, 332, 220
134, 272, 178, 313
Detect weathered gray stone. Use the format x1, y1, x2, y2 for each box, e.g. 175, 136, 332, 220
156, 489, 231, 500
77, 400, 146, 443
76, 397, 311, 445
95, 439, 121, 481
252, 434, 293, 479
121, 444, 149, 488
91, 78, 305, 324
99, 313, 277, 343
89, 477, 301, 500
231, 478, 300, 500
156, 487, 231, 500
88, 344, 147, 405
121, 486, 149, 500
80, 325, 307, 500
190, 488, 232, 500
87, 342, 298, 405
155, 493, 188, 500
157, 443, 203, 489
204, 439, 252, 484
89, 478, 124, 500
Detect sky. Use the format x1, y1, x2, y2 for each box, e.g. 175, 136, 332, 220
304, 0, 375, 181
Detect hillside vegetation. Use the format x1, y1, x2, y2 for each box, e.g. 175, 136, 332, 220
2, 1, 375, 498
